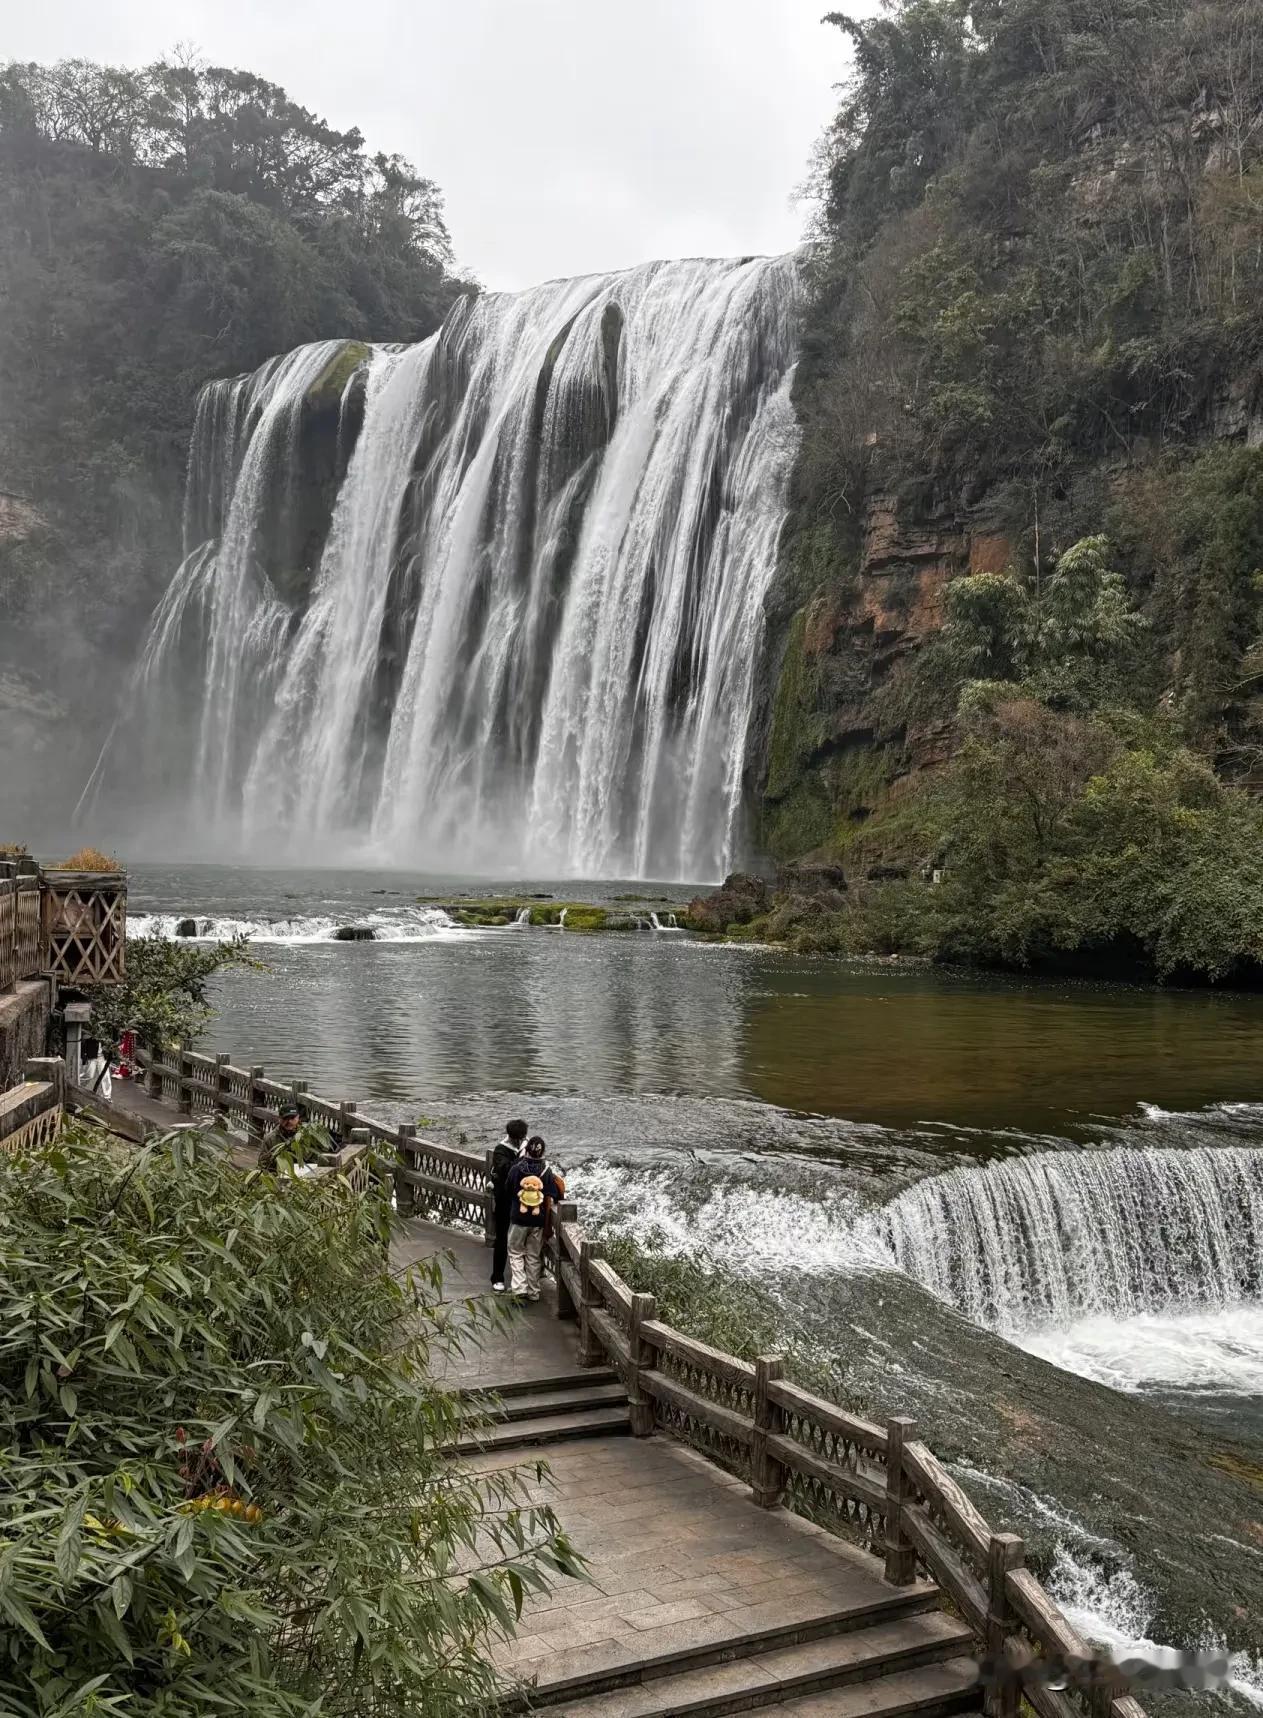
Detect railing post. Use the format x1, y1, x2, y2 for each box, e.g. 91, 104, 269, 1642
577, 1239, 606, 1368
627, 1291, 657, 1437
338, 1099, 357, 1145
884, 1416, 918, 1585
145, 1046, 163, 1100
483, 1148, 496, 1248
984, 1534, 1025, 1718
246, 1066, 265, 1138
25, 1056, 66, 1109
289, 1082, 307, 1127
751, 1354, 786, 1508
554, 1202, 578, 1320
62, 1000, 91, 1087
395, 1124, 418, 1216
213, 1053, 231, 1120
178, 1044, 193, 1115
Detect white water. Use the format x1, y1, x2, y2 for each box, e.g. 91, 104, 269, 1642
95, 256, 802, 880
127, 907, 464, 944
576, 1143, 1263, 1396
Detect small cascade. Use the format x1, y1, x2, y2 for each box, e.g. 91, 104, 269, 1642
650, 911, 680, 931
513, 906, 531, 926
558, 908, 569, 930
874, 1146, 1263, 1335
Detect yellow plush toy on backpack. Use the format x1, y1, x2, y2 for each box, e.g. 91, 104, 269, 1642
517, 1174, 545, 1219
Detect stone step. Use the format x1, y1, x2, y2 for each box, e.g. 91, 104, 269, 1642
760, 1656, 982, 1718
534, 1636, 980, 1718
479, 1381, 629, 1423
464, 1367, 618, 1401
505, 1587, 948, 1711
451, 1404, 632, 1456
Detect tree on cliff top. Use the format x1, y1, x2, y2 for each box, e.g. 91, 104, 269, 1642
0, 1123, 577, 1714
0, 52, 469, 767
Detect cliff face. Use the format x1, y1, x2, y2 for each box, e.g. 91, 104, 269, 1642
759, 491, 1020, 862
756, 0, 1263, 877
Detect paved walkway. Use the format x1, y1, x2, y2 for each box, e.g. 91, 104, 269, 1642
390, 1216, 576, 1390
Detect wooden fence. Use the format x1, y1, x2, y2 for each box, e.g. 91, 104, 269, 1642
0, 860, 127, 992
104, 1046, 1142, 1718
0, 1057, 65, 1155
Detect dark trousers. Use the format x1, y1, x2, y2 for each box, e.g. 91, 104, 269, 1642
491, 1193, 512, 1284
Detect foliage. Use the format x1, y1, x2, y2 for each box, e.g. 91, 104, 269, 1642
0, 52, 467, 743
85, 933, 259, 1061
0, 1122, 578, 1715
857, 701, 1263, 980
938, 535, 1147, 714
47, 847, 121, 872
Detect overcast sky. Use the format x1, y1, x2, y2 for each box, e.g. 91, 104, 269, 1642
6, 0, 863, 290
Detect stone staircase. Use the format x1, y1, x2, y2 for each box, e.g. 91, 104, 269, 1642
453, 1367, 631, 1456
505, 1586, 980, 1718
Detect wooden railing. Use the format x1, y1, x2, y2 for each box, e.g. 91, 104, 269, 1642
108, 1047, 1143, 1718
0, 1057, 65, 1154
0, 859, 127, 992
0, 859, 45, 992
132, 1045, 493, 1218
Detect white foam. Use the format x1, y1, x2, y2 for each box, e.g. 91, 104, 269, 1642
1050, 1548, 1263, 1707
573, 1157, 890, 1279
1020, 1305, 1263, 1396
128, 907, 466, 945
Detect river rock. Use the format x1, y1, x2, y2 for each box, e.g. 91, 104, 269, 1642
174, 917, 198, 937
333, 925, 375, 941
685, 872, 770, 932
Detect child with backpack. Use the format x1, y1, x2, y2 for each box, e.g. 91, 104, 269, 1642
505, 1136, 565, 1303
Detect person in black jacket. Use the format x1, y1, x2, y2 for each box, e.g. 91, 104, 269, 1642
488, 1119, 528, 1292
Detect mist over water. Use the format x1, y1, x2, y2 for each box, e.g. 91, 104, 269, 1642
90, 256, 801, 880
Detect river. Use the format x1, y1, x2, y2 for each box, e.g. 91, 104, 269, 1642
128, 862, 1263, 1700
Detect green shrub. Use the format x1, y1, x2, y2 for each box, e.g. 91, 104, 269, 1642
0, 1125, 578, 1715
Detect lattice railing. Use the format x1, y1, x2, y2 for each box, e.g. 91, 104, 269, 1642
42, 872, 126, 985
0, 1062, 64, 1156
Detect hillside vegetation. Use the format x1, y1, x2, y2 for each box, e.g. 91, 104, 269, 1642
756, 0, 1263, 982
0, 56, 467, 815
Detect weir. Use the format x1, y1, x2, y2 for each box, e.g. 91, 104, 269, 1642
91, 256, 803, 881
13, 1040, 1158, 1718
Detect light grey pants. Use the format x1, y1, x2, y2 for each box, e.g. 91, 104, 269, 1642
507, 1225, 544, 1299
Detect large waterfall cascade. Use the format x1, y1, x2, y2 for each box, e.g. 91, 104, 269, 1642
99, 256, 803, 880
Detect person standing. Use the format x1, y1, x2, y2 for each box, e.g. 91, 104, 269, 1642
505, 1136, 564, 1304
489, 1119, 528, 1292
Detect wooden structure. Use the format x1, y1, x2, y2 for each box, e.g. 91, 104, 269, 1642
121, 1042, 1144, 1718
0, 859, 127, 994
41, 869, 127, 985
0, 1057, 65, 1154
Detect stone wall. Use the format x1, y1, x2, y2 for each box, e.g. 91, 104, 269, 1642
0, 979, 52, 1092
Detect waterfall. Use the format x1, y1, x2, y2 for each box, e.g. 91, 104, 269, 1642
97, 255, 802, 880
875, 1147, 1263, 1335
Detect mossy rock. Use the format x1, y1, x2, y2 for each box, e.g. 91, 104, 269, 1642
304, 341, 371, 413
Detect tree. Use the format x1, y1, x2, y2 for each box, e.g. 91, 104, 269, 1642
0, 1124, 579, 1715
84, 933, 258, 1067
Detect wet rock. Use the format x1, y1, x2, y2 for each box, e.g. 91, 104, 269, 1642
866, 864, 909, 882
686, 872, 769, 932
174, 917, 198, 938
333, 925, 375, 941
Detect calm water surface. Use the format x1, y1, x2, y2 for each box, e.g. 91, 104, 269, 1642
129, 862, 1263, 1138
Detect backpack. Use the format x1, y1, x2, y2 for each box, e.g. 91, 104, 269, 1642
516, 1173, 545, 1220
